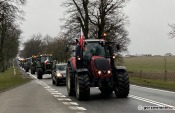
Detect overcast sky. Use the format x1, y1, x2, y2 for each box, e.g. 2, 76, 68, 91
20, 0, 175, 55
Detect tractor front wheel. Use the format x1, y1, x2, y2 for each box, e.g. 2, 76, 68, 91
31, 66, 35, 74
37, 68, 43, 79
66, 65, 75, 96
114, 71, 130, 98
75, 73, 90, 100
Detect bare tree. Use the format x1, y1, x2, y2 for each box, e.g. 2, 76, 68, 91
62, 0, 89, 40
168, 24, 175, 38
21, 34, 43, 58
62, 0, 130, 52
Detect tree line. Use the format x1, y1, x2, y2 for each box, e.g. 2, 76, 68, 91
20, 34, 69, 63
0, 0, 26, 72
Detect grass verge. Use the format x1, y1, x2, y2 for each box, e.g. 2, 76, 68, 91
0, 67, 32, 92
130, 76, 175, 92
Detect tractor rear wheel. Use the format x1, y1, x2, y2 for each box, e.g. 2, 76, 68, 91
66, 65, 75, 96
37, 68, 43, 79
31, 66, 35, 74
75, 73, 90, 100
25, 68, 29, 72
114, 71, 129, 98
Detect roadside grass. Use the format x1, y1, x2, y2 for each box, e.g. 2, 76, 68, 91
0, 68, 31, 92
130, 76, 175, 91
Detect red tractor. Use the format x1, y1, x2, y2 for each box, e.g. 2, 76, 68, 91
66, 38, 129, 100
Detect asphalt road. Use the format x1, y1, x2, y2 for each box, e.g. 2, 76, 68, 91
0, 68, 175, 113
31, 73, 175, 113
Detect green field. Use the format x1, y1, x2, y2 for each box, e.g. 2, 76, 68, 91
124, 56, 175, 73
0, 68, 31, 92
123, 56, 175, 91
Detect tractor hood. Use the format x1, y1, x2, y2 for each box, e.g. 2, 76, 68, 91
91, 56, 111, 71
94, 58, 110, 71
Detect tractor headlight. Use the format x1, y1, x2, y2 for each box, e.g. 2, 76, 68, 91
77, 57, 81, 60
98, 70, 102, 75
56, 73, 62, 77
107, 70, 111, 74
112, 56, 115, 59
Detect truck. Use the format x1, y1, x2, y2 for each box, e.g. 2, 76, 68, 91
24, 57, 32, 72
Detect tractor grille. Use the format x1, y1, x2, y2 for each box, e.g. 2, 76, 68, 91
94, 58, 110, 71
46, 64, 51, 69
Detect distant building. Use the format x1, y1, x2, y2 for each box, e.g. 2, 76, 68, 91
141, 54, 152, 57
165, 53, 172, 56
125, 54, 135, 57
154, 55, 162, 57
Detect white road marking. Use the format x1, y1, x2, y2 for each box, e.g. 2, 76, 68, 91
70, 102, 79, 105
51, 92, 61, 95
62, 102, 78, 106
69, 106, 79, 110
65, 98, 72, 101
57, 98, 65, 101
63, 102, 72, 105
54, 94, 66, 98
57, 98, 72, 101
69, 106, 87, 111
131, 85, 175, 94
76, 107, 87, 111
47, 89, 56, 92
44, 86, 50, 89
129, 94, 175, 108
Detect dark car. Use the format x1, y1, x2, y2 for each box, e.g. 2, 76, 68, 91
51, 63, 67, 86
24, 58, 32, 72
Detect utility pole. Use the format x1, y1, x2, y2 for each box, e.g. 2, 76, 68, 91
164, 56, 167, 82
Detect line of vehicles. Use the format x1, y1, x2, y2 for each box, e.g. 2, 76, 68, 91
18, 38, 130, 101
18, 54, 67, 85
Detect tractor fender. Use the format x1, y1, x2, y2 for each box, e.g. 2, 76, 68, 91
76, 68, 88, 74
68, 57, 76, 72
116, 66, 127, 73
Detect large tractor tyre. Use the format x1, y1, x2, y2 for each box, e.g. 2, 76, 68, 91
75, 74, 90, 101
114, 71, 130, 98
37, 68, 43, 79
100, 88, 113, 95
66, 66, 75, 96
25, 68, 29, 72
31, 66, 35, 74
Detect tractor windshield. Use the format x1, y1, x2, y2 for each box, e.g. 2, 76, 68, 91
84, 42, 106, 60
41, 56, 53, 62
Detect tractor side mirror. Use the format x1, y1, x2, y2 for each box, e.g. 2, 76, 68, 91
65, 45, 69, 52
116, 44, 121, 51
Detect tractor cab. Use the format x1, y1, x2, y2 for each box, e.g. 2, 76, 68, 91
83, 39, 106, 61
